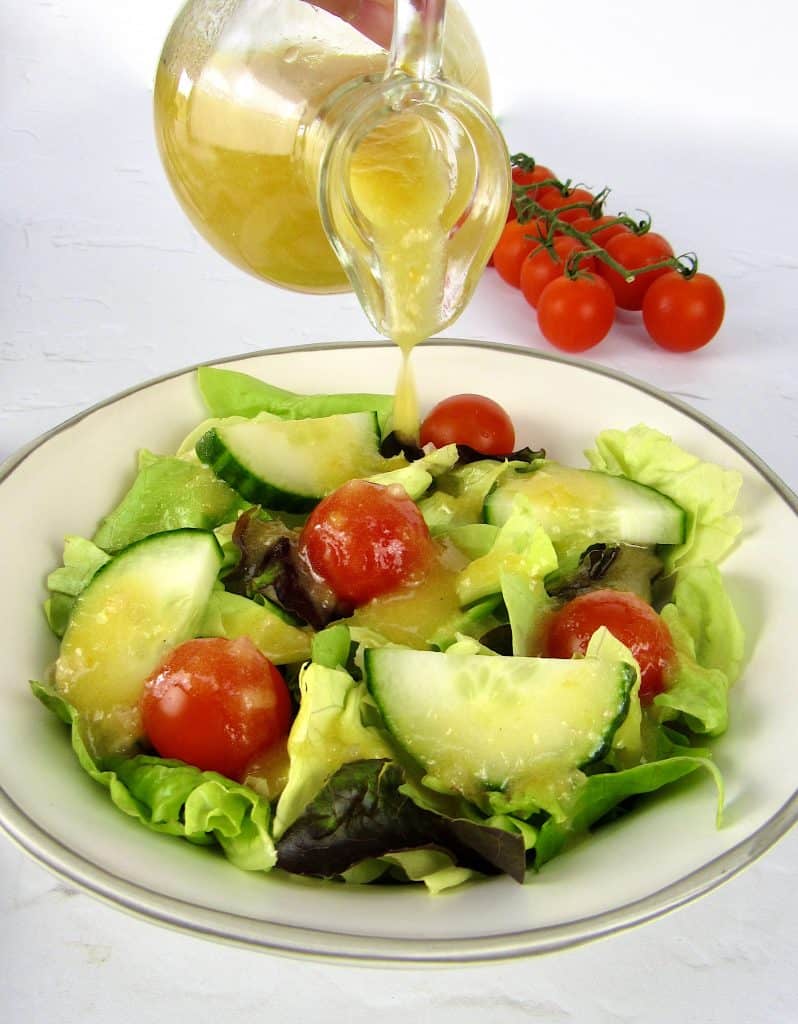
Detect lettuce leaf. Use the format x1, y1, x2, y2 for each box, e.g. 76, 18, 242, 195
500, 570, 553, 657
456, 496, 558, 606
584, 424, 742, 571
367, 443, 459, 501
197, 589, 312, 666
273, 663, 393, 838
655, 563, 746, 736
197, 366, 394, 437
30, 681, 276, 871
92, 451, 246, 553
311, 623, 353, 669
379, 851, 475, 893
275, 758, 528, 883
419, 459, 510, 535
535, 754, 724, 866
44, 536, 110, 636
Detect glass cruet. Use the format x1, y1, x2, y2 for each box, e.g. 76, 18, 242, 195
154, 0, 510, 341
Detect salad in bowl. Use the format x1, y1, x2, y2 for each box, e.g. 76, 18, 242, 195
32, 362, 745, 894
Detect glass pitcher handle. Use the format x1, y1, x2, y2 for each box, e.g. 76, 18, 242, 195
390, 0, 445, 81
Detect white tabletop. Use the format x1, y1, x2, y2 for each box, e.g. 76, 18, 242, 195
2, 1, 797, 1019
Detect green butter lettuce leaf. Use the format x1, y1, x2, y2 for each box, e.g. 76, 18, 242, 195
273, 663, 393, 838
368, 443, 459, 500
380, 851, 475, 893
441, 635, 498, 657
535, 754, 724, 867
584, 424, 742, 571
198, 589, 312, 666
419, 459, 511, 535
30, 681, 276, 872
275, 759, 528, 884
655, 563, 746, 736
92, 451, 247, 553
197, 366, 394, 437
44, 536, 111, 636
46, 535, 111, 596
456, 496, 558, 606
311, 623, 353, 669
447, 523, 499, 561
500, 571, 554, 657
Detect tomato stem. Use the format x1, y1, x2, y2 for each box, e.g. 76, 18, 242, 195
508, 153, 700, 284
510, 152, 538, 172
515, 198, 683, 282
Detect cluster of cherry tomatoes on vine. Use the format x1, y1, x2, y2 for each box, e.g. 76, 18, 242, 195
490, 155, 725, 354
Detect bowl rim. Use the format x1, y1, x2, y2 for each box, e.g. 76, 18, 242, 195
2, 337, 796, 965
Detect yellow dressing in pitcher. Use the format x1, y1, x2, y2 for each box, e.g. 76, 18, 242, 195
153, 0, 492, 294
154, 48, 385, 292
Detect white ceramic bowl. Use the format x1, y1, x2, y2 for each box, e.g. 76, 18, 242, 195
1, 341, 796, 964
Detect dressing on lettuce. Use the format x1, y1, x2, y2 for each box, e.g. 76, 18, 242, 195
585, 424, 743, 571
93, 450, 246, 553
273, 662, 393, 838
655, 563, 746, 735
197, 365, 394, 437
31, 681, 276, 871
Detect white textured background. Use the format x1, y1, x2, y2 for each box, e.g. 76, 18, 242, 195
2, 1, 797, 1020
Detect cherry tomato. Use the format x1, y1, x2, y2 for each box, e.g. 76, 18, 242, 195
571, 215, 631, 248
553, 187, 596, 224
536, 272, 616, 352
507, 164, 556, 220
420, 393, 516, 454
544, 589, 675, 702
141, 637, 292, 779
298, 479, 434, 606
642, 271, 725, 352
597, 231, 674, 310
520, 236, 597, 309
535, 186, 594, 222
492, 217, 549, 287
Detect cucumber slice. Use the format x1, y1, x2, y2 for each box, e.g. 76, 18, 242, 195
364, 648, 635, 812
195, 411, 384, 512
54, 529, 223, 757
485, 462, 686, 548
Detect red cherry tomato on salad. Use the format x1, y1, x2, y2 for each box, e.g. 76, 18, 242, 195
544, 589, 674, 702
571, 215, 631, 248
141, 637, 292, 779
536, 272, 616, 352
507, 164, 557, 220
642, 271, 725, 352
492, 217, 548, 287
298, 479, 434, 606
420, 393, 516, 454
597, 231, 675, 310
520, 236, 597, 309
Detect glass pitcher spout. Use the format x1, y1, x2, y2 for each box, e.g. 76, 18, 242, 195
310, 69, 510, 346
307, 0, 510, 345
